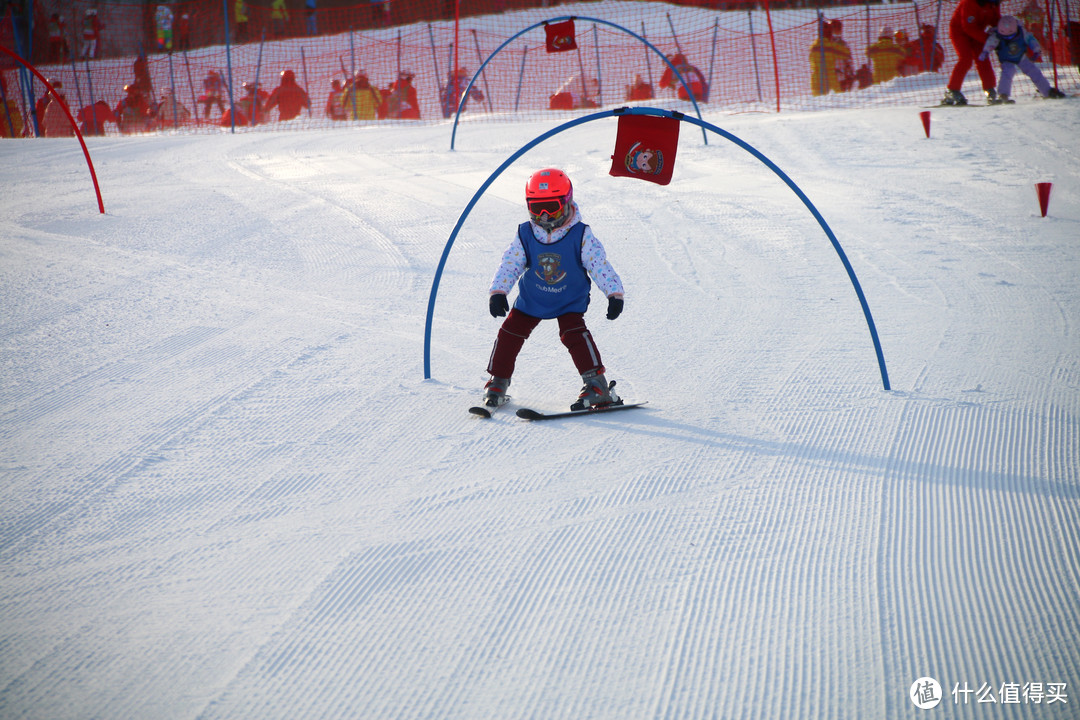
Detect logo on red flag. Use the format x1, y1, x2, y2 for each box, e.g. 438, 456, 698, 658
545, 20, 577, 53
609, 114, 680, 186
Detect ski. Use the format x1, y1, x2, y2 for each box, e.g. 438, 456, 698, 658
469, 398, 510, 418
515, 402, 648, 421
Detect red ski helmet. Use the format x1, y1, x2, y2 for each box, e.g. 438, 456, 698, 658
525, 168, 573, 231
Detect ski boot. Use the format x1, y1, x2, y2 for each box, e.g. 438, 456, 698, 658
985, 88, 1001, 104
570, 369, 621, 411
1047, 87, 1067, 99
997, 93, 1015, 104
483, 376, 511, 408
942, 88, 967, 106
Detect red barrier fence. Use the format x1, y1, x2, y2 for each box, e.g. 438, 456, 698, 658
2, 0, 1077, 138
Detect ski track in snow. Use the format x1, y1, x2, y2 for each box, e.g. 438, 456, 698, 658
1, 88, 1079, 718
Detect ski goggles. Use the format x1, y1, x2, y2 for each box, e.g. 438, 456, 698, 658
527, 197, 566, 218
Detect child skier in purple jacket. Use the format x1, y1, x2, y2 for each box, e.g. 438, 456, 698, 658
980, 15, 1067, 102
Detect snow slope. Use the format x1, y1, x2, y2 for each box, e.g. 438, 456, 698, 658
1, 97, 1079, 718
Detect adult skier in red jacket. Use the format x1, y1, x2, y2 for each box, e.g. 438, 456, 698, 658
263, 69, 311, 122
943, 0, 1002, 105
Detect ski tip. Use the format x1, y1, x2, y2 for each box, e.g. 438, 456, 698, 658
515, 408, 544, 420
468, 406, 493, 419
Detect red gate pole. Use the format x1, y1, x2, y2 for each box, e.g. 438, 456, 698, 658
0, 44, 105, 214
763, 0, 781, 113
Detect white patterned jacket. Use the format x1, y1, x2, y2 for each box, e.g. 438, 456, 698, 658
488, 203, 625, 300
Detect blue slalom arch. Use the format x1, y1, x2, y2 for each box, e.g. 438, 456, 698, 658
449, 16, 709, 149
425, 107, 891, 391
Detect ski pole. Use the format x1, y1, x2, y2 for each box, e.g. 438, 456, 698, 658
514, 44, 527, 112
301, 45, 312, 117
641, 21, 654, 90
666, 12, 684, 56
471, 28, 493, 112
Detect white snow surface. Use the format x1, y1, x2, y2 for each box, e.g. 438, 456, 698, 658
2, 98, 1079, 719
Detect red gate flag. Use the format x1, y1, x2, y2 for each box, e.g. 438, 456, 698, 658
545, 20, 577, 53
609, 113, 680, 186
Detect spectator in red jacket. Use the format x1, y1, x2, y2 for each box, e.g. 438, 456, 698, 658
383, 70, 420, 119
42, 90, 73, 137
325, 79, 346, 120
115, 84, 153, 134
659, 53, 707, 101
77, 101, 117, 136
199, 71, 226, 120
36, 80, 61, 128
624, 73, 654, 101
943, 0, 1001, 105
263, 69, 311, 122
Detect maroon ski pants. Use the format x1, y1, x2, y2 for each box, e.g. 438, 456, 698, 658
487, 309, 603, 379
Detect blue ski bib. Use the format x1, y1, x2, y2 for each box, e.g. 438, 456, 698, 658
996, 34, 1030, 64
513, 221, 591, 319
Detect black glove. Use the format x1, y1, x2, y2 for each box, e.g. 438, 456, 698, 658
606, 296, 624, 320
489, 293, 509, 318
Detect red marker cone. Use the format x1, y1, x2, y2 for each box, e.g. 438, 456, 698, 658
1036, 182, 1052, 217
919, 110, 931, 138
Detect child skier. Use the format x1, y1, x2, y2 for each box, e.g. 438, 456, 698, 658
979, 15, 1067, 103
483, 168, 625, 411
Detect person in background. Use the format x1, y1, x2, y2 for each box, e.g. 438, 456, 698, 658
549, 76, 599, 110
1, 74, 26, 138
130, 55, 155, 100
325, 79, 346, 120
76, 100, 117, 136
900, 24, 945, 76
1017, 0, 1047, 48
305, 0, 317, 36
175, 10, 192, 52
81, 8, 103, 60
263, 69, 311, 121
980, 15, 1067, 102
866, 26, 906, 84
481, 168, 625, 412
115, 83, 153, 134
441, 66, 484, 117
809, 20, 845, 95
829, 21, 856, 91
199, 70, 226, 119
234, 0, 249, 43
236, 81, 269, 124
270, 0, 289, 38
943, 0, 1001, 105
658, 53, 706, 101
47, 13, 70, 63
154, 3, 174, 53
155, 90, 192, 127
42, 88, 73, 137
384, 69, 420, 119
36, 80, 60, 126
342, 71, 382, 120
370, 0, 391, 28
624, 73, 654, 101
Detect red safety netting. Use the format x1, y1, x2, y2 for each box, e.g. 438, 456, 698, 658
2, 0, 1078, 138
